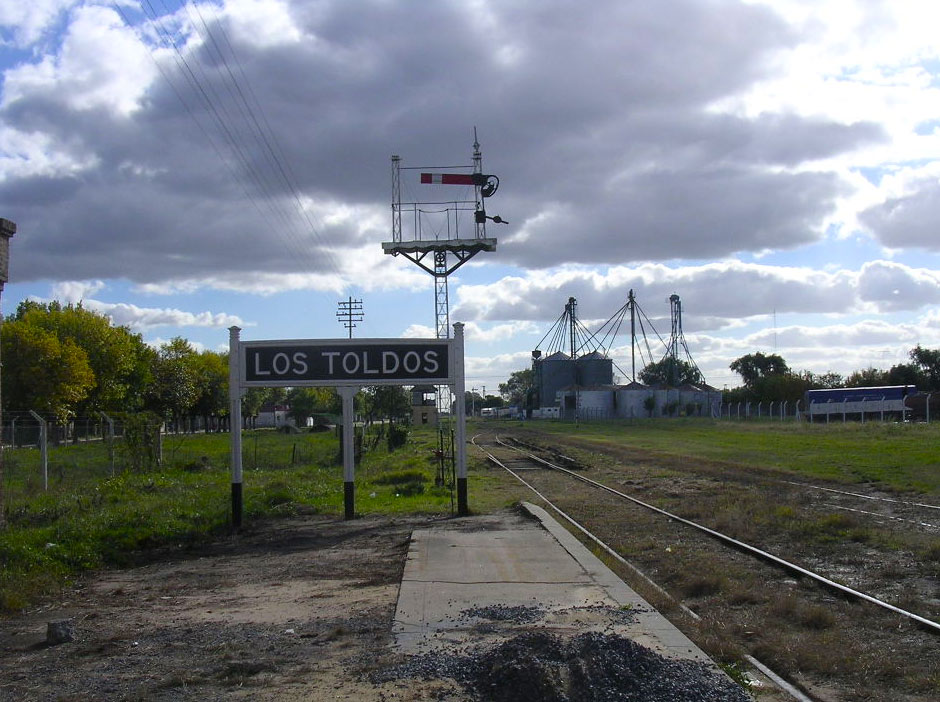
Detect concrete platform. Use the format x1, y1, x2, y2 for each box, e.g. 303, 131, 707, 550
393, 502, 712, 663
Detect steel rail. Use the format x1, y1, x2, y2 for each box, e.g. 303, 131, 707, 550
492, 435, 940, 635
468, 435, 701, 621
781, 480, 940, 511
473, 434, 823, 702
821, 503, 939, 529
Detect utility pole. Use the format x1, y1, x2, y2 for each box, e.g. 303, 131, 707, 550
336, 297, 363, 338
0, 218, 16, 527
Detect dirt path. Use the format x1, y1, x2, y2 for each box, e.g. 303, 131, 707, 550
0, 513, 457, 701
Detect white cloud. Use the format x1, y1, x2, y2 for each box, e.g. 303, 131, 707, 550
3, 4, 156, 115
50, 279, 105, 302
82, 299, 246, 331
454, 261, 886, 325
0, 0, 76, 47
224, 0, 302, 47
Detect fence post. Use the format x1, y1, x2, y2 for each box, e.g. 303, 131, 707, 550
155, 422, 164, 467
28, 410, 48, 490
99, 412, 115, 476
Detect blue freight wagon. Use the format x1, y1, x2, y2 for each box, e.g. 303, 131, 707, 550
805, 385, 916, 421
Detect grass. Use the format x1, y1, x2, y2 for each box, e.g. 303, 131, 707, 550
0, 424, 476, 612
6, 415, 936, 614
509, 418, 940, 493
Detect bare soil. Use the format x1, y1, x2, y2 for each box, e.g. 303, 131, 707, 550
0, 513, 452, 701
0, 509, 756, 702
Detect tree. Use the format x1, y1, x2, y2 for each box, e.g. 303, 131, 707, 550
145, 337, 199, 429
499, 369, 534, 407
729, 352, 789, 390
11, 301, 153, 412
190, 351, 229, 431
909, 345, 940, 390
639, 357, 702, 386
844, 367, 888, 388
1, 319, 95, 419
464, 390, 484, 415
363, 386, 411, 424
287, 387, 342, 425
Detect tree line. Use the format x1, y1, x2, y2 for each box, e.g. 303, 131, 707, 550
723, 347, 940, 404
496, 346, 940, 410
0, 301, 412, 427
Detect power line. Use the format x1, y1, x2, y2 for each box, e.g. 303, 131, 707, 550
114, 2, 341, 279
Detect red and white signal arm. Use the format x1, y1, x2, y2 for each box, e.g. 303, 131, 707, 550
420, 173, 476, 185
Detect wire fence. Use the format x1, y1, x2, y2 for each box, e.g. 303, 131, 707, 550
0, 413, 404, 510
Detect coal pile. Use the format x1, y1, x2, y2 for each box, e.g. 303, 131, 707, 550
376, 631, 750, 701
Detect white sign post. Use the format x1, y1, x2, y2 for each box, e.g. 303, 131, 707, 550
228, 324, 467, 527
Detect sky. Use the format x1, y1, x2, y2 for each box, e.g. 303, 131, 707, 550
2, 0, 940, 394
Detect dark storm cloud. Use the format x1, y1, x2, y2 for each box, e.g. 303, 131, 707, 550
0, 0, 885, 284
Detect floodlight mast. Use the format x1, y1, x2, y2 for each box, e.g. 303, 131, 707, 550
383, 131, 501, 419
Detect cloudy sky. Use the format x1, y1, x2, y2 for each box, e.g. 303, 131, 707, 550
2, 0, 940, 392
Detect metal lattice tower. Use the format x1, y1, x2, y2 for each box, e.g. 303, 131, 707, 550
660, 293, 704, 385
383, 132, 504, 419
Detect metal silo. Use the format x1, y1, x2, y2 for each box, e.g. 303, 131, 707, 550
538, 351, 576, 407
577, 351, 613, 387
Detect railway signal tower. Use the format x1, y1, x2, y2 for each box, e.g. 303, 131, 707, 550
383, 131, 503, 417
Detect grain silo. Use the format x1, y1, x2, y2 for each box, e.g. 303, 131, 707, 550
577, 350, 613, 386
536, 351, 576, 407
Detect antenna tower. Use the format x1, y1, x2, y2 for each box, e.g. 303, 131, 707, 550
383, 130, 504, 418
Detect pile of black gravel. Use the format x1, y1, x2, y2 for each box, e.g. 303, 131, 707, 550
375, 631, 750, 701
460, 604, 546, 623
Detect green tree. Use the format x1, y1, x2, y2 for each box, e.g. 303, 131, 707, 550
1, 319, 95, 419
639, 357, 702, 386
729, 352, 789, 390
884, 363, 924, 388
287, 387, 342, 425
11, 301, 153, 412
145, 337, 199, 429
909, 345, 940, 390
364, 386, 411, 424
844, 367, 888, 388
190, 351, 229, 431
499, 369, 534, 407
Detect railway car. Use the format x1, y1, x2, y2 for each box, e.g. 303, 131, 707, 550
805, 385, 917, 421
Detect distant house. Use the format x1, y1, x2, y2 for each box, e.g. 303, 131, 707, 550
255, 403, 293, 429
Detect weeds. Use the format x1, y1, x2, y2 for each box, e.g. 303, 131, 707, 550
0, 426, 458, 612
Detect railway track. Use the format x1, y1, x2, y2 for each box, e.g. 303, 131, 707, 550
478, 433, 939, 633
471, 430, 940, 702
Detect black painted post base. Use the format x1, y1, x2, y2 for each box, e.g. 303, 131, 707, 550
457, 477, 468, 516
231, 482, 243, 530
344, 481, 355, 520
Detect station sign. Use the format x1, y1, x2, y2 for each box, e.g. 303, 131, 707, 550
240, 338, 451, 387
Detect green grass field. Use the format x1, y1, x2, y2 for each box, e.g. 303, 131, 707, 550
498, 418, 940, 494
0, 425, 472, 611
3, 417, 938, 612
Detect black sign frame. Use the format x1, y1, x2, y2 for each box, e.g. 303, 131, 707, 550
240, 338, 453, 387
